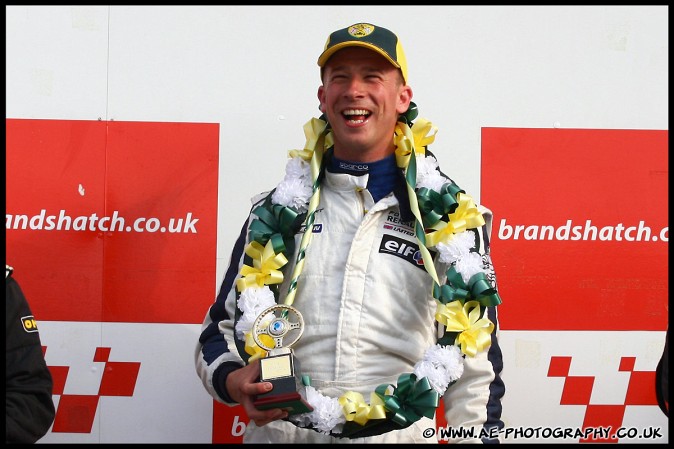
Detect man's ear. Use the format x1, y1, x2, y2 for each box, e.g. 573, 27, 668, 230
317, 86, 326, 113
397, 85, 413, 115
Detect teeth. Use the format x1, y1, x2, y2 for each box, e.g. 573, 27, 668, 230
343, 109, 369, 116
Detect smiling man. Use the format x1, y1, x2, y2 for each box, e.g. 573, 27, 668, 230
196, 22, 506, 444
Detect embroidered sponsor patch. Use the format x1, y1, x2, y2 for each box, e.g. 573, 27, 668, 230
383, 223, 414, 236
337, 161, 369, 173
383, 211, 414, 236
21, 315, 39, 333
298, 223, 323, 234
379, 234, 434, 271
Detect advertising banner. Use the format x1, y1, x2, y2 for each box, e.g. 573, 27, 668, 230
481, 128, 668, 443
6, 119, 221, 443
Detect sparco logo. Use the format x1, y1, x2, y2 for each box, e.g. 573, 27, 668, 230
379, 235, 431, 270
338, 161, 369, 172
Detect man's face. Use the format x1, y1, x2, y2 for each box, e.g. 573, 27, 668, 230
318, 47, 412, 162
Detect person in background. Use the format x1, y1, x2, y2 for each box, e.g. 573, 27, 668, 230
655, 326, 668, 417
196, 22, 505, 443
6, 265, 55, 443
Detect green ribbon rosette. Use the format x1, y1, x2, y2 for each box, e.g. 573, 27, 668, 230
379, 373, 439, 426
248, 193, 306, 254
336, 373, 439, 439
416, 182, 465, 228
442, 266, 502, 308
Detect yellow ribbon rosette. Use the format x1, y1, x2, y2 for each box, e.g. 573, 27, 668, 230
288, 117, 333, 161
339, 390, 388, 426
425, 193, 485, 248
393, 124, 414, 169
287, 148, 313, 161
435, 300, 494, 357
393, 118, 437, 170
235, 240, 288, 292
244, 330, 275, 361
411, 118, 437, 151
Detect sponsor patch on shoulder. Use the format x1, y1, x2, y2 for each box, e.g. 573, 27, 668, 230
21, 315, 39, 333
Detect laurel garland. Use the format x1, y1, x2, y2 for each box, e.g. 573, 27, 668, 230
233, 104, 502, 438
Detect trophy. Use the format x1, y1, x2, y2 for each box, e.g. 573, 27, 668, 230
252, 304, 314, 415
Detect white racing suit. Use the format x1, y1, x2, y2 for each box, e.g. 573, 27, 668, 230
195, 170, 505, 443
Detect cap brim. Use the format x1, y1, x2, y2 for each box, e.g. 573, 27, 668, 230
317, 41, 401, 70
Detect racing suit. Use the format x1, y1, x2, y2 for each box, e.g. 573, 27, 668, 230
6, 265, 55, 443
196, 168, 505, 443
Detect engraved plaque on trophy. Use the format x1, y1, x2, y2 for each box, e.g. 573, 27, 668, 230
252, 304, 314, 415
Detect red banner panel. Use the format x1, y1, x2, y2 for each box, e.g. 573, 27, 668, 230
6, 119, 219, 324
481, 128, 668, 331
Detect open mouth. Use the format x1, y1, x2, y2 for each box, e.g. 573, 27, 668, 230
342, 109, 371, 124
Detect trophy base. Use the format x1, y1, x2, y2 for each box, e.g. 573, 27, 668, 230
254, 350, 314, 415
253, 391, 314, 415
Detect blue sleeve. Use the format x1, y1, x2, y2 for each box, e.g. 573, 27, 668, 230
196, 218, 249, 403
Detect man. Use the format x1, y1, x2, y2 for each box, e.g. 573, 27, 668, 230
196, 22, 505, 443
6, 265, 55, 443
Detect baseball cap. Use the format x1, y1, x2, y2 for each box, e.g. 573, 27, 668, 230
317, 23, 408, 84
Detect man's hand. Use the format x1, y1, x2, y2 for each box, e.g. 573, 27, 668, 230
225, 360, 288, 426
